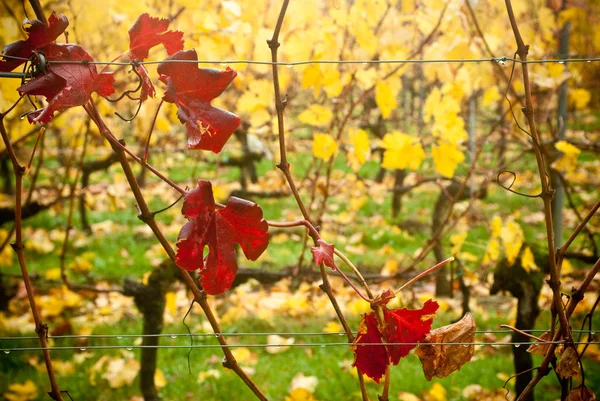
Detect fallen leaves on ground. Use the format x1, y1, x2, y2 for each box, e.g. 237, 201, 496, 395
3, 381, 38, 401
265, 334, 295, 354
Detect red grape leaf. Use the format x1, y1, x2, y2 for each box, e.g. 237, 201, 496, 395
157, 49, 241, 153
175, 180, 269, 295
351, 313, 388, 384
383, 299, 439, 364
17, 44, 115, 123
128, 13, 184, 61
0, 12, 68, 72
136, 64, 155, 101
351, 300, 439, 383
310, 239, 336, 270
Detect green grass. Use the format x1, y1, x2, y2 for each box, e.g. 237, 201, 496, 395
1, 307, 598, 400
1, 143, 599, 400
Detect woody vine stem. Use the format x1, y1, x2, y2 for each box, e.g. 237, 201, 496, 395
503, 0, 600, 399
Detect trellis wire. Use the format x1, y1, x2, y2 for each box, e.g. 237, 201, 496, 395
2, 340, 600, 353
0, 329, 596, 341
1, 54, 600, 72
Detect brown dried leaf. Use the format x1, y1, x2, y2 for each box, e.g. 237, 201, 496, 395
566, 385, 596, 401
414, 312, 476, 381
556, 347, 581, 381
527, 331, 553, 356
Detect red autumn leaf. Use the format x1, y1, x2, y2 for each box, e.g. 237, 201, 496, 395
157, 49, 241, 153
352, 313, 388, 384
383, 299, 439, 364
128, 13, 184, 61
310, 239, 336, 270
17, 44, 115, 123
175, 180, 269, 295
372, 289, 396, 306
135, 64, 155, 101
0, 12, 68, 72
351, 300, 439, 383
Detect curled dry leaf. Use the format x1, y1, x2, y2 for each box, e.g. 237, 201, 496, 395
414, 313, 476, 380
372, 289, 396, 307
566, 385, 596, 401
527, 331, 554, 356
556, 346, 581, 381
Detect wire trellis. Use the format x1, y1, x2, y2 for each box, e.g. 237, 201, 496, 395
1, 54, 600, 80
0, 329, 596, 341
2, 340, 599, 353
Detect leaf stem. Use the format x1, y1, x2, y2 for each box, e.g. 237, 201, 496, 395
395, 257, 454, 295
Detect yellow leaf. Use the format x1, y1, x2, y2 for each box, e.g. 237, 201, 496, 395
237, 80, 272, 113
355, 68, 378, 90
312, 134, 339, 160
483, 239, 500, 264
44, 268, 62, 281
265, 335, 295, 354
285, 388, 319, 401
501, 221, 524, 266
302, 64, 323, 97
102, 357, 140, 388
482, 86, 501, 107
165, 292, 177, 314
323, 321, 343, 333
4, 381, 38, 401
231, 347, 259, 366
491, 216, 502, 238
450, 232, 468, 256
381, 131, 425, 170
423, 87, 442, 123
0, 229, 13, 266
376, 79, 400, 119
350, 18, 377, 54
424, 382, 447, 401
570, 88, 591, 110
290, 372, 319, 393
322, 66, 348, 98
402, 0, 416, 13
348, 128, 370, 169
553, 140, 581, 174
432, 141, 465, 178
198, 369, 221, 382
298, 105, 333, 127
381, 258, 399, 276
521, 247, 538, 272
562, 259, 574, 276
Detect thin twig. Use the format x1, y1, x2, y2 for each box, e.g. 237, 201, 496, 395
266, 2, 367, 399
500, 325, 548, 342
504, 0, 571, 342
82, 101, 268, 400
0, 115, 63, 400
